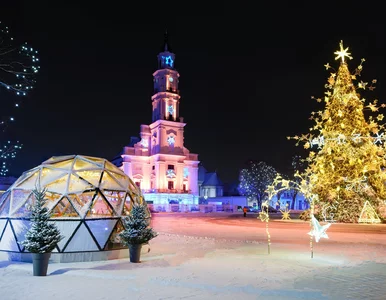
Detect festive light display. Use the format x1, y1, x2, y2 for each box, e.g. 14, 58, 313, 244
258, 200, 271, 254
308, 214, 331, 243
0, 21, 39, 176
358, 200, 381, 223
0, 21, 40, 97
238, 161, 277, 208
287, 41, 385, 223
280, 203, 291, 220
267, 172, 322, 258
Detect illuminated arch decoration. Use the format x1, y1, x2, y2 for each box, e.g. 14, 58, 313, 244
0, 155, 147, 259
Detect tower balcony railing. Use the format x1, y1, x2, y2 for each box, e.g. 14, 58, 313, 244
153, 88, 179, 94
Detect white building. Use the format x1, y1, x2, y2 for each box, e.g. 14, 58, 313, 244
112, 35, 199, 205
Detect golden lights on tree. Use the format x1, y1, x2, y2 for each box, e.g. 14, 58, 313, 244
287, 41, 386, 223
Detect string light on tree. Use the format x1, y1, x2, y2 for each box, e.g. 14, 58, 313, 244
0, 21, 40, 97
0, 21, 39, 176
258, 200, 271, 254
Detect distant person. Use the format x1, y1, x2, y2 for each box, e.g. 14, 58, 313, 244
243, 207, 247, 217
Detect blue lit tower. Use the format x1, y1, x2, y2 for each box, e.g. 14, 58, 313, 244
152, 32, 179, 122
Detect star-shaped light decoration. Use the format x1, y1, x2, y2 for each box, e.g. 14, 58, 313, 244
308, 214, 331, 242
334, 40, 353, 63
280, 204, 291, 220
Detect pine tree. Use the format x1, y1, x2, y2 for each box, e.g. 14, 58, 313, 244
119, 203, 158, 245
20, 188, 63, 253
290, 41, 386, 222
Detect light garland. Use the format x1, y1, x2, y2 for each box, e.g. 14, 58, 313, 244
0, 21, 40, 176
258, 200, 271, 254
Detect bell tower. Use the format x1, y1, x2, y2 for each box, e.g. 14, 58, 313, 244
119, 32, 199, 204
152, 31, 181, 122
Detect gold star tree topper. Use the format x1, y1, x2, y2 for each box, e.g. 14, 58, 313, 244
334, 40, 353, 63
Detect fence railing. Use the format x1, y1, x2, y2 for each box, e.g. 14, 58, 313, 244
148, 204, 238, 213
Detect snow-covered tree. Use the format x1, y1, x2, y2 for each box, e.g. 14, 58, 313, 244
19, 188, 63, 253
119, 203, 158, 245
238, 160, 277, 208
0, 21, 40, 176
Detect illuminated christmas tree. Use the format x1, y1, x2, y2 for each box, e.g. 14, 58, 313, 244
0, 21, 40, 176
289, 41, 386, 223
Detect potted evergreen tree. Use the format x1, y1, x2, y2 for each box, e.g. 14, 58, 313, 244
19, 187, 64, 276
119, 202, 158, 263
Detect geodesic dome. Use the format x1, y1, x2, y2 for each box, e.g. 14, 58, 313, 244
0, 154, 146, 255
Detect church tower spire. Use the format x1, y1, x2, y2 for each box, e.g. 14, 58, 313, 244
152, 32, 180, 122
163, 29, 170, 52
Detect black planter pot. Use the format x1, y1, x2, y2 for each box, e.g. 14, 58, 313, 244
32, 252, 51, 276
128, 244, 142, 263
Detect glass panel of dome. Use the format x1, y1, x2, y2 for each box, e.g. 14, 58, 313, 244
11, 219, 30, 251
42, 155, 75, 165
13, 170, 39, 190
43, 191, 62, 212
0, 219, 7, 237
68, 174, 94, 193
10, 189, 31, 214
83, 156, 104, 166
103, 190, 125, 215
0, 222, 19, 251
76, 170, 102, 187
100, 171, 125, 190
86, 192, 114, 218
105, 161, 124, 174
108, 170, 130, 188
104, 219, 124, 250
0, 191, 11, 216
13, 167, 39, 187
48, 159, 74, 170
128, 179, 139, 194
53, 220, 80, 251
52, 197, 80, 219
86, 219, 117, 249
11, 193, 35, 217
73, 157, 100, 170
67, 192, 95, 218
40, 168, 68, 186
45, 174, 70, 194
64, 223, 99, 251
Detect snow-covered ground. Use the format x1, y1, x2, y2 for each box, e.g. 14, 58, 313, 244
1, 212, 386, 300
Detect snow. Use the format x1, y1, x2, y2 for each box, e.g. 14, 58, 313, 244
1, 212, 386, 300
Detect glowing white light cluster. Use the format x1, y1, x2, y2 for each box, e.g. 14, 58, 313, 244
309, 132, 386, 148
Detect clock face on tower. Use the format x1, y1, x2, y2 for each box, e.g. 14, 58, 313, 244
169, 77, 173, 82
167, 135, 175, 146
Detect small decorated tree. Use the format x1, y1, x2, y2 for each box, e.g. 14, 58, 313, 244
119, 202, 158, 263
20, 187, 63, 253
20, 187, 63, 276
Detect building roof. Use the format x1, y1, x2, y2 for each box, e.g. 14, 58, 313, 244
202, 172, 224, 187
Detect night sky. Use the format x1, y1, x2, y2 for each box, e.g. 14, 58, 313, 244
1, 2, 386, 183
